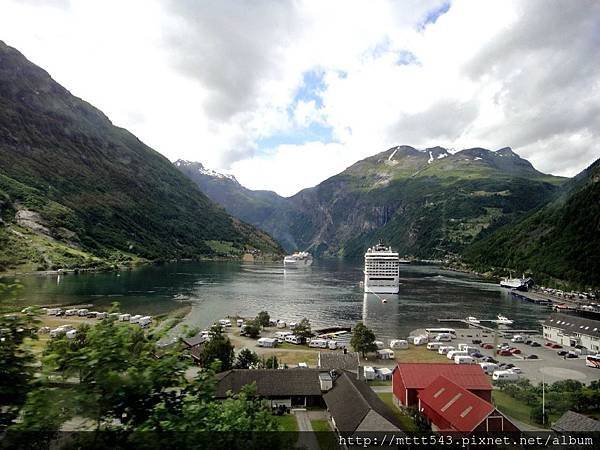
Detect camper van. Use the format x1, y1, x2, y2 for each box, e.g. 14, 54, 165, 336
309, 339, 328, 348
454, 355, 475, 365
77, 309, 89, 317
327, 340, 338, 350
377, 349, 395, 359
258, 337, 278, 348
219, 319, 232, 327
65, 309, 78, 316
427, 342, 443, 351
118, 314, 131, 322
237, 319, 244, 327
479, 362, 499, 375
447, 350, 469, 360
139, 316, 152, 328
46, 308, 62, 316
390, 339, 409, 350
274, 331, 293, 342
434, 333, 453, 342
511, 335, 525, 343
492, 370, 520, 381
129, 315, 142, 324
374, 341, 385, 350
438, 345, 455, 355
363, 366, 376, 380
413, 335, 428, 346
284, 334, 302, 345
276, 320, 287, 328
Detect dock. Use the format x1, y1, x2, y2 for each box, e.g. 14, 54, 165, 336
436, 318, 539, 334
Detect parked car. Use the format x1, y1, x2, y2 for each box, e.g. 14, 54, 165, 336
509, 367, 522, 374
566, 352, 578, 359
504, 363, 515, 369
509, 348, 522, 355
525, 339, 533, 345
525, 354, 539, 359
472, 339, 482, 345
471, 352, 484, 359
551, 343, 563, 349
557, 350, 568, 356
544, 342, 553, 347
531, 342, 541, 347
497, 349, 512, 356
481, 343, 494, 349
497, 343, 510, 349
482, 356, 498, 363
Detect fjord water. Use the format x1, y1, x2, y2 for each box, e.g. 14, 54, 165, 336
3, 260, 550, 339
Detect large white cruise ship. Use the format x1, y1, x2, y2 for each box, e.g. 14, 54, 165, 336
283, 251, 313, 268
364, 242, 400, 294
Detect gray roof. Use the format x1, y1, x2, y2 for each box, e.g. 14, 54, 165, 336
323, 372, 404, 433
544, 313, 600, 338
318, 352, 360, 372
552, 411, 600, 433
214, 369, 322, 398
182, 334, 207, 348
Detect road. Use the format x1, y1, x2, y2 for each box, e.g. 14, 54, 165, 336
293, 410, 319, 450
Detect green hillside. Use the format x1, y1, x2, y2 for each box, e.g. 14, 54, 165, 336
463, 158, 600, 288
0, 41, 282, 273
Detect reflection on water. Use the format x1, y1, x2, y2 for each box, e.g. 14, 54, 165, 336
1, 260, 550, 339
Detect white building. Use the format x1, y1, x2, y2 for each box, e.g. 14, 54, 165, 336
543, 313, 600, 353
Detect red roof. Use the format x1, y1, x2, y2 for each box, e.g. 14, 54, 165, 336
419, 376, 495, 432
393, 363, 491, 390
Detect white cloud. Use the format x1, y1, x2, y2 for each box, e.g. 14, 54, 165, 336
1, 0, 599, 195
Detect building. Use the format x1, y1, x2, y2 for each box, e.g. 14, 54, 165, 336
552, 411, 600, 433
214, 369, 324, 408
181, 334, 207, 364
318, 351, 360, 374
543, 313, 600, 353
392, 363, 492, 408
323, 372, 404, 433
418, 376, 519, 432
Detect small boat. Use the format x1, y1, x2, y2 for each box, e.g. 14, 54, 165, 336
466, 316, 480, 324
496, 314, 513, 325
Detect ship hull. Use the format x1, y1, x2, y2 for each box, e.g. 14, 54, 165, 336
284, 259, 313, 268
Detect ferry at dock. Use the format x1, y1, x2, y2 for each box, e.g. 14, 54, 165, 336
364, 242, 400, 294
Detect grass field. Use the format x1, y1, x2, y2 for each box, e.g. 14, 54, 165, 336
274, 414, 298, 432
492, 390, 557, 429
393, 346, 452, 363
376, 393, 418, 432
311, 419, 339, 450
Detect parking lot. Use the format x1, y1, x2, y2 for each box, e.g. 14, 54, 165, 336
445, 328, 600, 385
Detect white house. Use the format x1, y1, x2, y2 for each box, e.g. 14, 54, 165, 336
543, 313, 600, 353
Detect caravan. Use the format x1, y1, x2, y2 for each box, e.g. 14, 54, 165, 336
427, 342, 443, 351
390, 339, 409, 350
309, 339, 328, 348
454, 355, 475, 365
284, 334, 302, 345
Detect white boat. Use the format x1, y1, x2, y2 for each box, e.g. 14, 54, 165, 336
499, 273, 531, 291
364, 242, 399, 294
496, 314, 514, 325
283, 251, 313, 267
466, 316, 480, 324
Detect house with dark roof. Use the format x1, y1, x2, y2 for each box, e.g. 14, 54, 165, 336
323, 372, 404, 433
181, 334, 207, 364
318, 351, 360, 374
552, 411, 600, 433
214, 369, 324, 408
392, 363, 492, 407
418, 376, 519, 432
543, 313, 600, 353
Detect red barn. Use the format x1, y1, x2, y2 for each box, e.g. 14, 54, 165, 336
392, 363, 492, 407
419, 376, 519, 432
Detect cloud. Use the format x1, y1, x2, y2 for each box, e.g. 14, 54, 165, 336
0, 0, 598, 196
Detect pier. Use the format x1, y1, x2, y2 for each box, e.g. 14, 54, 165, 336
436, 318, 539, 334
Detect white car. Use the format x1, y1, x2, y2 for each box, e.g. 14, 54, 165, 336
509, 367, 523, 374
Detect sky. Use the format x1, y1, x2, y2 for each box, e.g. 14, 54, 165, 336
2, 0, 600, 196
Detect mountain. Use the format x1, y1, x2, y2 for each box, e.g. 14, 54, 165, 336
0, 41, 282, 272
177, 145, 565, 258
463, 157, 600, 288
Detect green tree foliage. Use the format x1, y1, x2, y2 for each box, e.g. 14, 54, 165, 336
256, 311, 270, 327
264, 355, 279, 369
242, 319, 261, 339
235, 349, 260, 369
350, 322, 377, 357
292, 318, 312, 343
0, 308, 39, 430
198, 324, 235, 370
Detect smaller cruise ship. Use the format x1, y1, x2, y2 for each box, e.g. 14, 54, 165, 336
499, 273, 532, 291
466, 316, 480, 324
283, 251, 313, 267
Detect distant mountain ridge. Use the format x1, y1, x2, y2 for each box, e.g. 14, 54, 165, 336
177, 145, 565, 260
0, 41, 282, 272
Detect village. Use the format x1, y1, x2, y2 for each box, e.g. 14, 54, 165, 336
31, 304, 600, 445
